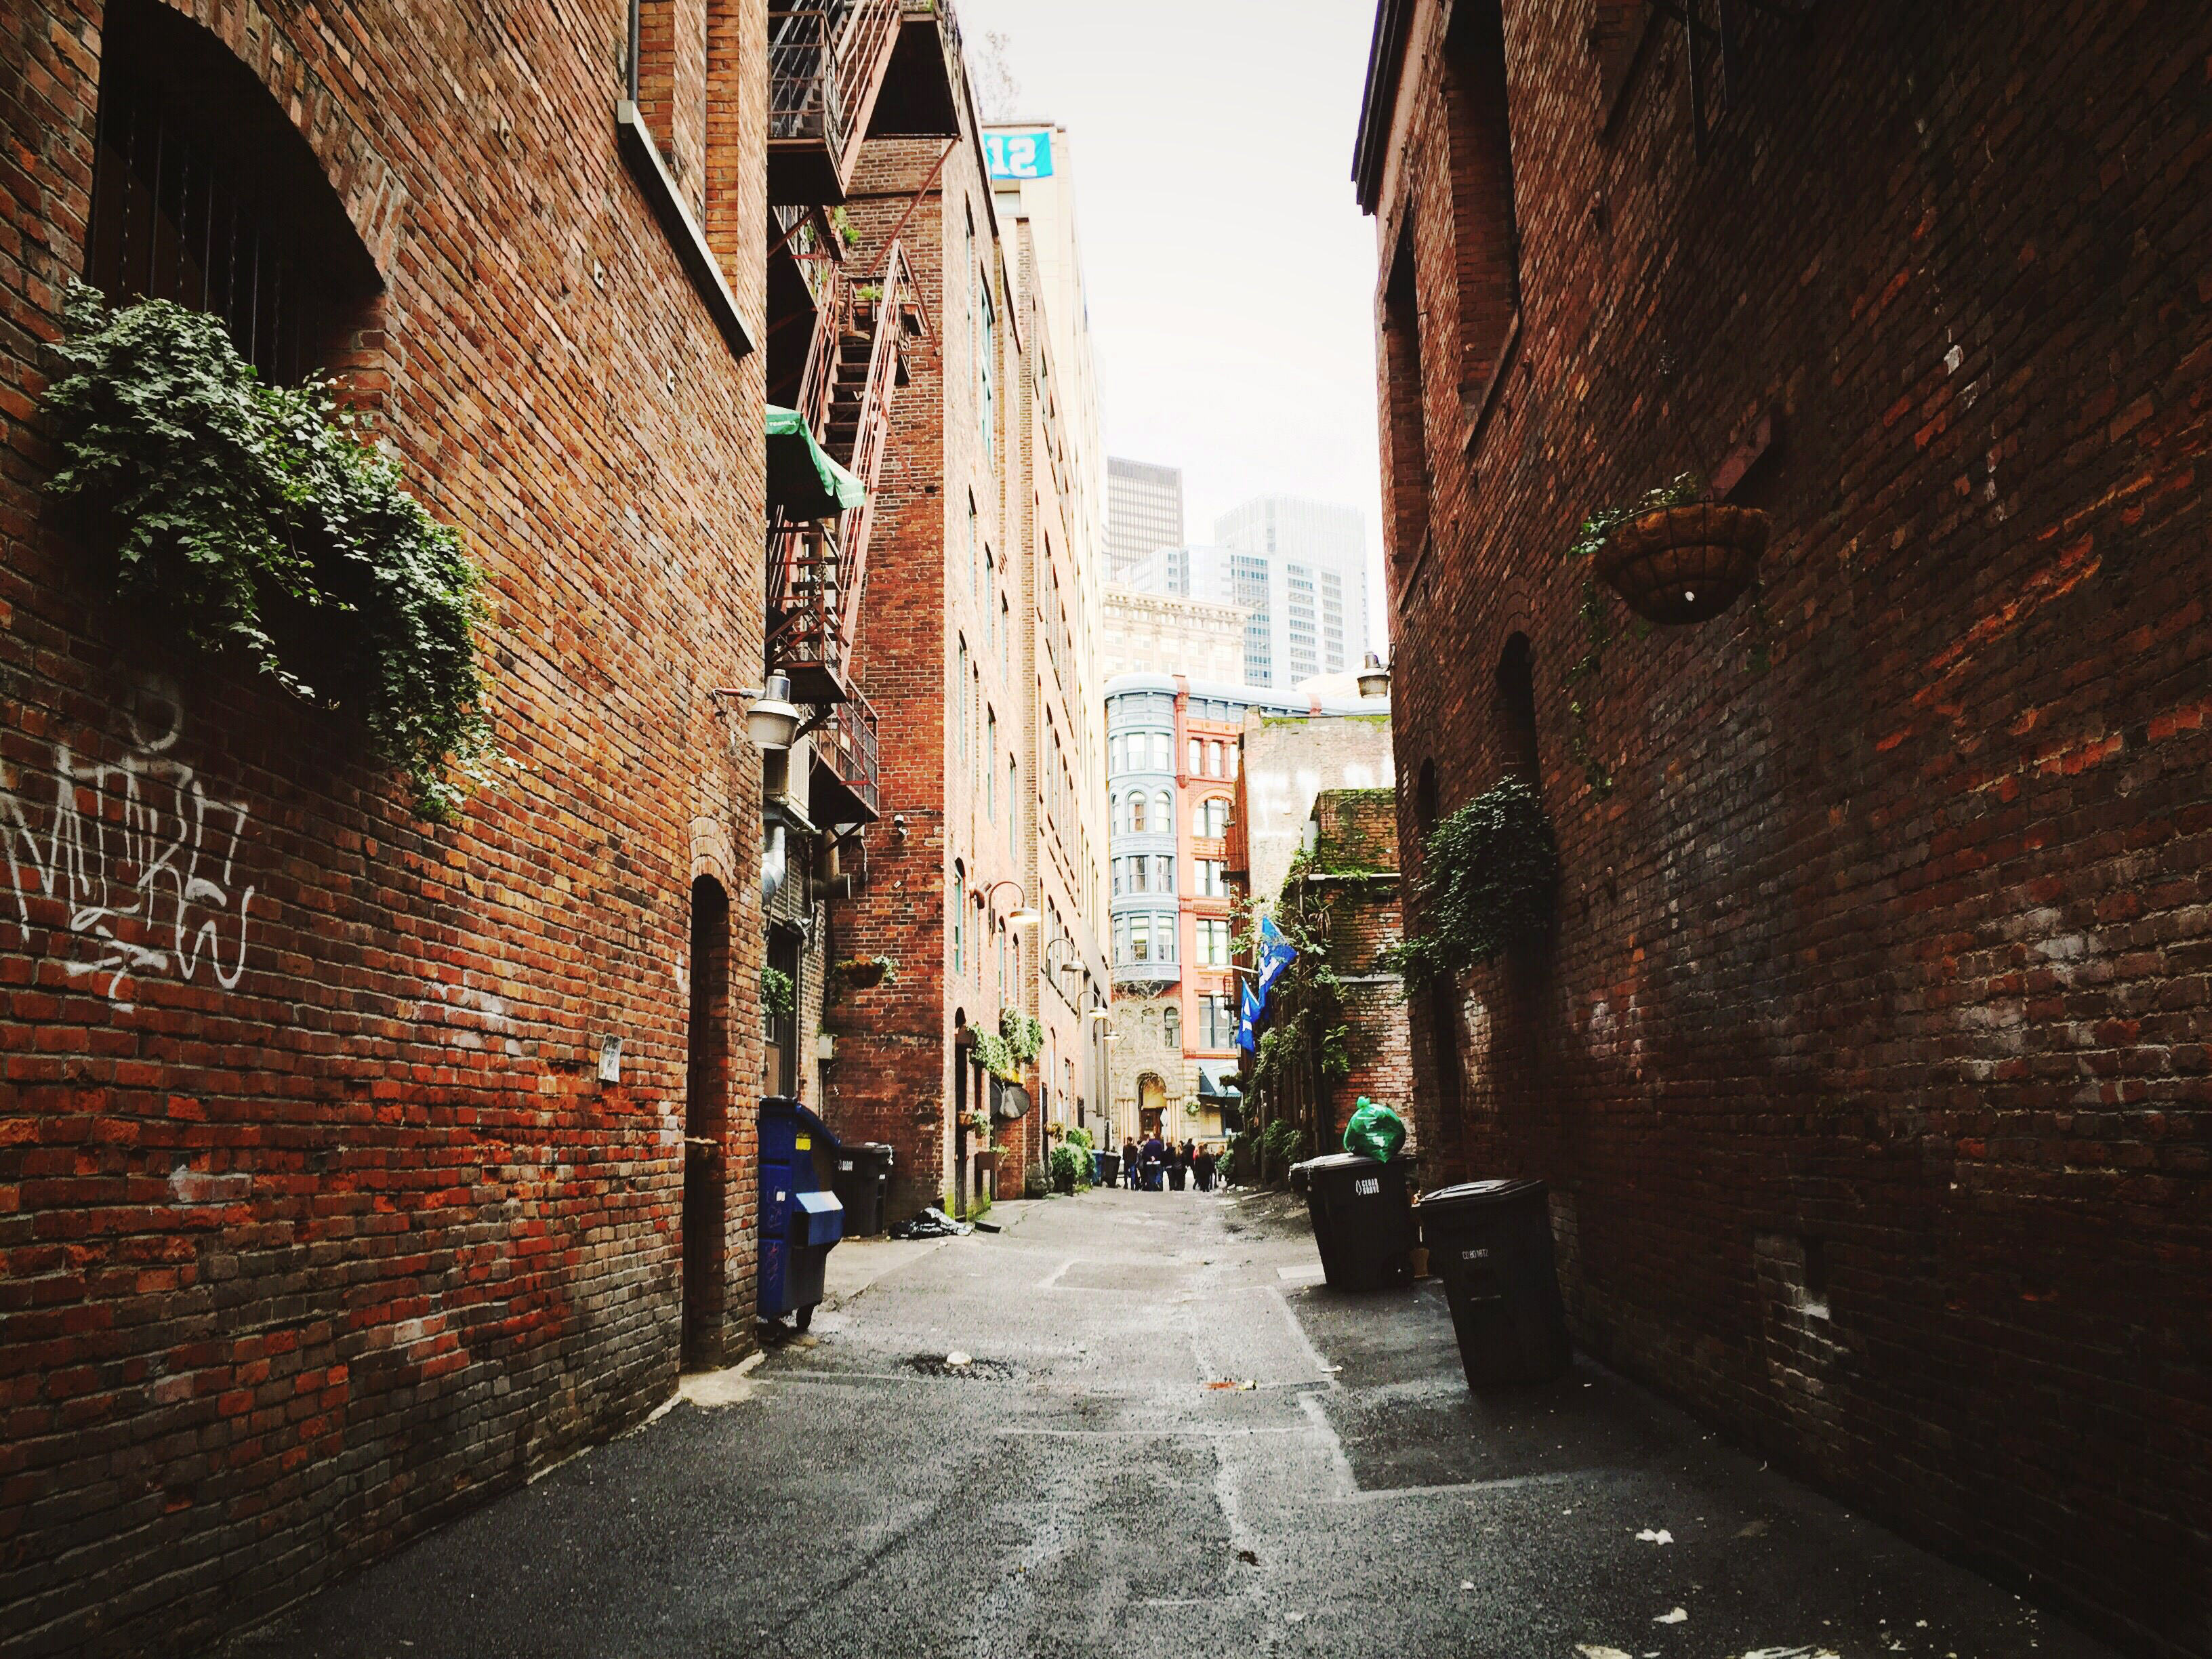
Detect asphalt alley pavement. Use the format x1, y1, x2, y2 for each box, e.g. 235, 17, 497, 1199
230, 1187, 2116, 1658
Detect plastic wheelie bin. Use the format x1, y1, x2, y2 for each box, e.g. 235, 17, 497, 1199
832, 1141, 895, 1237
1095, 1149, 1121, 1188
1289, 1153, 1418, 1290
1418, 1179, 1571, 1385
758, 1096, 845, 1329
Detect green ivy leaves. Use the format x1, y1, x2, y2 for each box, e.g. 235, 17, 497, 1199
43, 285, 498, 822
1382, 776, 1559, 995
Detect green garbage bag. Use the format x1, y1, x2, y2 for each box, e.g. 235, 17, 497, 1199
1343, 1097, 1406, 1163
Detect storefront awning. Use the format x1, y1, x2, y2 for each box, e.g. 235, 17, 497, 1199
1195, 1064, 1242, 1102
767, 404, 866, 519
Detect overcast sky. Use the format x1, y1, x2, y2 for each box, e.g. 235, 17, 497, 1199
955, 0, 1391, 653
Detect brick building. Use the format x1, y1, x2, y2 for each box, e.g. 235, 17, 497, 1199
1105, 672, 1394, 1146
1247, 788, 1415, 1158
816, 12, 1109, 1221
0, 0, 794, 1648
1355, 3, 2211, 1652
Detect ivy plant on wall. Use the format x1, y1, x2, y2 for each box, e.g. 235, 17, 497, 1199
43, 285, 499, 821
999, 1006, 1044, 1065
1382, 776, 1559, 993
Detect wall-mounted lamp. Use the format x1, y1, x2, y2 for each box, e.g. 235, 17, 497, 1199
982, 878, 1040, 932
716, 673, 802, 752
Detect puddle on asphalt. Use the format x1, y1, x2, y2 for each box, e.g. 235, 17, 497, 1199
904, 1353, 1019, 1380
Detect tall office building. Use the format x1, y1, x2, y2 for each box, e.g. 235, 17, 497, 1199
1122, 538, 1361, 691
1106, 457, 1184, 581
1212, 495, 1370, 679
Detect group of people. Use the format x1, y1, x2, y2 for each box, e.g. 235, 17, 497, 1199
1119, 1135, 1218, 1193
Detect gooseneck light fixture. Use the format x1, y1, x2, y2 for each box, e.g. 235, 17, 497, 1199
981, 878, 1040, 932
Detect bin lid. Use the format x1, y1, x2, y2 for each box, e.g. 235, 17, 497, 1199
1294, 1152, 1410, 1174
1418, 1177, 1547, 1212
795, 1190, 844, 1216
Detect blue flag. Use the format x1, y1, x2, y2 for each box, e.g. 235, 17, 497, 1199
1256, 914, 1298, 998
1236, 983, 1261, 1053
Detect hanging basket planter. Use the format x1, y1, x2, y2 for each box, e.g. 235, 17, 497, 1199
835, 956, 895, 989
1596, 501, 1770, 626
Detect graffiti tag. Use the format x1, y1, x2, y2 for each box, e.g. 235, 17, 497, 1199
1, 681, 254, 1007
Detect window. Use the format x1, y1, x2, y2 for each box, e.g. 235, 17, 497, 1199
1000, 594, 1011, 681
951, 865, 966, 975
1195, 797, 1228, 839
1225, 745, 1238, 781
1112, 857, 1124, 897
1151, 733, 1172, 772
1109, 735, 1124, 775
1197, 918, 1231, 966
1197, 859, 1226, 897
985, 552, 996, 661
1130, 792, 1147, 833
956, 640, 970, 764
1187, 737, 1202, 777
978, 280, 997, 463
1382, 218, 1429, 567
968, 495, 980, 592
1207, 741, 1223, 777
88, 0, 382, 387
1200, 994, 1234, 1050
1163, 1004, 1181, 1049
1497, 632, 1540, 788
1007, 758, 1018, 858
986, 711, 998, 820
1444, 0, 1520, 409
1129, 913, 1153, 962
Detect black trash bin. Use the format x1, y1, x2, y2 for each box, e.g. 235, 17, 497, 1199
832, 1141, 894, 1237
1290, 1153, 1418, 1290
1418, 1179, 1571, 1386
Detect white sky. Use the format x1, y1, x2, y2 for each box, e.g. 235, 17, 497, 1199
957, 0, 1391, 653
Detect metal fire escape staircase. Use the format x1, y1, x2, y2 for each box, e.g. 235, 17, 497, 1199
766, 241, 925, 830
769, 0, 903, 204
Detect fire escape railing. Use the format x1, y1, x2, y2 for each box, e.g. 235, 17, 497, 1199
813, 693, 881, 822
769, 0, 901, 174
766, 237, 922, 703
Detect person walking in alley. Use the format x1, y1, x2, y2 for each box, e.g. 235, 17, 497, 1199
1193, 1145, 1216, 1193
1141, 1132, 1166, 1191
1166, 1139, 1188, 1192
1121, 1138, 1142, 1190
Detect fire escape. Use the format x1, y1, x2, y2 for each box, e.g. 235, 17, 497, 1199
766, 237, 926, 832
762, 0, 958, 836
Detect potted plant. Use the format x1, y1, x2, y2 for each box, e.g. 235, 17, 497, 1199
836, 955, 897, 989
1572, 472, 1769, 626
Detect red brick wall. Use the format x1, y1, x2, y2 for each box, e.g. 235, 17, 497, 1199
1369, 3, 2211, 1653
825, 106, 1034, 1218
0, 0, 769, 1650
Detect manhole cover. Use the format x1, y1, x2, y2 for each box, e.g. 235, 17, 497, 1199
904, 1353, 1017, 1380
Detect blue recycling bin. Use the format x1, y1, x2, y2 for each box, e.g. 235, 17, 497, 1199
758, 1096, 845, 1330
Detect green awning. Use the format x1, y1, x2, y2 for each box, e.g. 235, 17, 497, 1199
766, 403, 866, 518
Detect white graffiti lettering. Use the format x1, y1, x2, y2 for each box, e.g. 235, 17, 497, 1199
1, 680, 254, 1008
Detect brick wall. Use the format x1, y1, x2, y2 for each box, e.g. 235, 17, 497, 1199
0, 0, 772, 1652
1366, 3, 2211, 1653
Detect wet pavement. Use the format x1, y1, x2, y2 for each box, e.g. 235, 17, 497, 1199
230, 1187, 2114, 1658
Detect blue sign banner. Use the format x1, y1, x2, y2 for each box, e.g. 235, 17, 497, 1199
1256, 915, 1298, 999
1237, 984, 1262, 1054
985, 131, 1054, 180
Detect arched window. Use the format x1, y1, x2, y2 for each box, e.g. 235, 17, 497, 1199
951, 863, 966, 975
1496, 634, 1540, 788
89, 0, 382, 385
1164, 1003, 1181, 1048
1130, 792, 1147, 833
1154, 790, 1171, 830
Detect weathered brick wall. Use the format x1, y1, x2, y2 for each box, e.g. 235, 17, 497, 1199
828, 89, 1033, 1218
1370, 3, 2211, 1653
0, 1, 769, 1652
